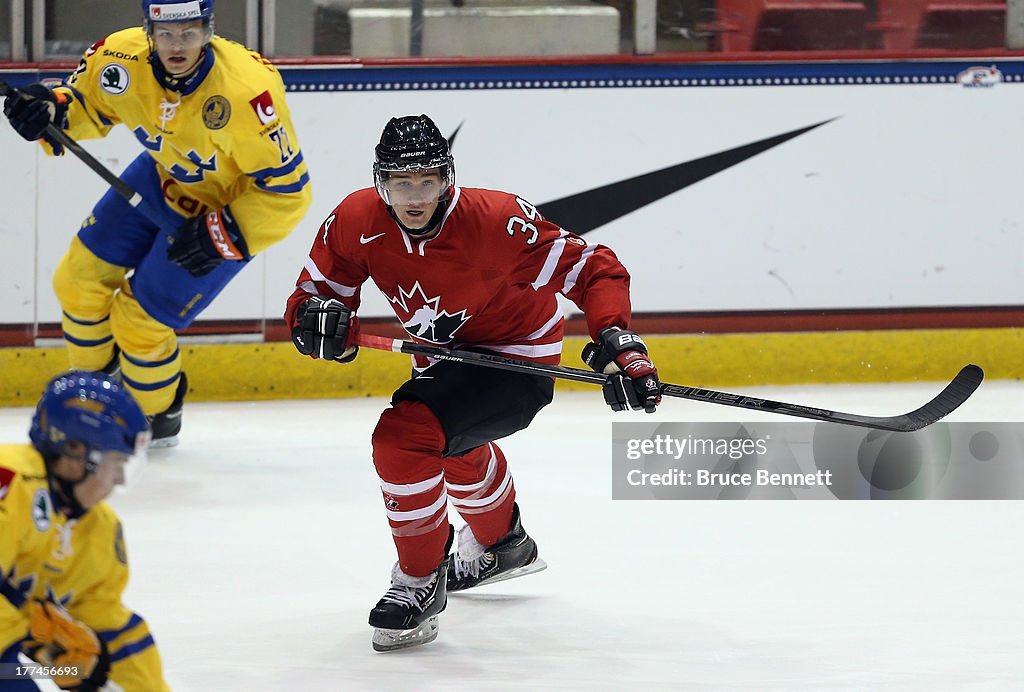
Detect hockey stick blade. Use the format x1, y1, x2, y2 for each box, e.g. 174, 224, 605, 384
356, 333, 983, 432
661, 364, 983, 432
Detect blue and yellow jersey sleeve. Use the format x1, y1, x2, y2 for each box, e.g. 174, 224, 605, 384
0, 445, 54, 654
50, 57, 120, 143
49, 32, 138, 145
207, 41, 311, 254
0, 445, 167, 691
52, 503, 169, 692
48, 27, 311, 255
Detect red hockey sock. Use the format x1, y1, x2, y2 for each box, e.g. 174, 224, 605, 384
372, 400, 451, 577
444, 441, 516, 547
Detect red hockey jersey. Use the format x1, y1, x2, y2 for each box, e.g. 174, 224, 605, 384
285, 187, 633, 365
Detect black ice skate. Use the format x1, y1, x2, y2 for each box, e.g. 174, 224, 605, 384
100, 346, 121, 381
369, 553, 451, 652
448, 503, 547, 592
68, 347, 121, 380
148, 373, 187, 448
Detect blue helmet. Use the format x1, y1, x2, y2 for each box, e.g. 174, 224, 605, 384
29, 373, 149, 460
142, 0, 214, 29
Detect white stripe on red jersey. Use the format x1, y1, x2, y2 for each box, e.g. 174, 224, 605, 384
286, 186, 633, 363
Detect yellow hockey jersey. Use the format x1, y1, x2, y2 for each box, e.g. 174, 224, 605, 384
0, 445, 168, 691
50, 27, 311, 254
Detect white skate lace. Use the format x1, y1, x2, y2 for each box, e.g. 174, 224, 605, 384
454, 551, 495, 580
381, 582, 432, 611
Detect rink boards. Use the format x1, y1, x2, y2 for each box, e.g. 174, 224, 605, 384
1, 328, 1020, 405
1, 56, 1022, 397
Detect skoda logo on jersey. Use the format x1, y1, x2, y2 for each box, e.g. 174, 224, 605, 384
203, 95, 232, 130
100, 63, 130, 95
389, 281, 471, 344
32, 488, 53, 532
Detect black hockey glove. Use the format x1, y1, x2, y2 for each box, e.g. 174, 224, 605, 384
292, 296, 360, 363
3, 84, 68, 147
582, 327, 662, 413
167, 207, 250, 278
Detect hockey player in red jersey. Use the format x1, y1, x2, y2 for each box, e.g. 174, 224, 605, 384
285, 114, 661, 651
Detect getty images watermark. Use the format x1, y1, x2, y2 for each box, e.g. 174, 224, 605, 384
612, 422, 1024, 500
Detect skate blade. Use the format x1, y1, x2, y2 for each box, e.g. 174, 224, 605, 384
371, 615, 439, 652
468, 558, 549, 590
148, 436, 179, 449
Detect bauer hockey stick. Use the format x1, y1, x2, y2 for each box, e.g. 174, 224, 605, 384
0, 80, 174, 233
356, 333, 983, 432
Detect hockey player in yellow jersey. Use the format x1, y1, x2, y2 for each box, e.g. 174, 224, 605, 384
0, 372, 168, 691
2, 0, 312, 446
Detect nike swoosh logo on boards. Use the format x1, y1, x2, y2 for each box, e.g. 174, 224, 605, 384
360, 233, 386, 244
532, 119, 836, 235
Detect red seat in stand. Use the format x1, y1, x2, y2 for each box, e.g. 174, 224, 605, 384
871, 0, 1006, 50
709, 0, 868, 52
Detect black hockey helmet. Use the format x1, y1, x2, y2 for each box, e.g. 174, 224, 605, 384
373, 114, 455, 207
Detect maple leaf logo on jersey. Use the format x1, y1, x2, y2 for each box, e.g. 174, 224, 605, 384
389, 281, 471, 344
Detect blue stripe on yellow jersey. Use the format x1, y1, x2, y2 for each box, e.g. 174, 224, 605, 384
1, 445, 169, 691
50, 28, 311, 255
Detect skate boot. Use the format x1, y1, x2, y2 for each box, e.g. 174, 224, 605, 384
100, 346, 121, 381
70, 347, 121, 380
448, 503, 547, 592
148, 373, 187, 449
369, 548, 451, 652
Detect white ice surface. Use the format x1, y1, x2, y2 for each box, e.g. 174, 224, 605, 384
2, 380, 1022, 691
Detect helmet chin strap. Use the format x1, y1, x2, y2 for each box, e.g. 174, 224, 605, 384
386, 196, 449, 237
46, 451, 93, 518
147, 43, 208, 93
51, 477, 89, 518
